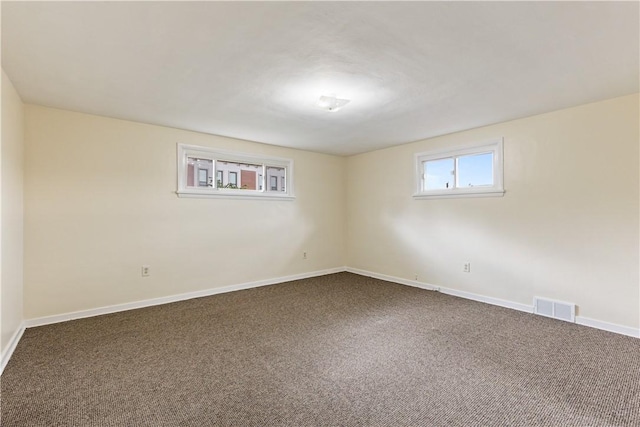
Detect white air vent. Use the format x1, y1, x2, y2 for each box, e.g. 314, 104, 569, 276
534, 297, 575, 323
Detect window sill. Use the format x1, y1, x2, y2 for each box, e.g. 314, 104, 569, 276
413, 189, 505, 200
177, 190, 295, 201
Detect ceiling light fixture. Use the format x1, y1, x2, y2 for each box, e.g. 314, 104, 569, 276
317, 95, 350, 112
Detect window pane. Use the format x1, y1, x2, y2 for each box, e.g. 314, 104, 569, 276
229, 172, 238, 186
266, 166, 286, 192
198, 169, 209, 186
424, 158, 454, 190
216, 160, 261, 190
457, 153, 493, 187
178, 144, 294, 198
186, 157, 213, 188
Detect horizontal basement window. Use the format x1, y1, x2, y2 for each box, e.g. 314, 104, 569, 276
176, 144, 294, 200
414, 138, 505, 199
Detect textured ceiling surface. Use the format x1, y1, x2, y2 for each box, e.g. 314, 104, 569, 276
3, 2, 638, 155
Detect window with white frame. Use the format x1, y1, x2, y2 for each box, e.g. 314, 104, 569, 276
414, 138, 504, 199
177, 144, 294, 199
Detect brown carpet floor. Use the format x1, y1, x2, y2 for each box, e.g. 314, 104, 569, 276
1, 272, 639, 426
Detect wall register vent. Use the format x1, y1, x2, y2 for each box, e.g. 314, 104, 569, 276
534, 297, 576, 323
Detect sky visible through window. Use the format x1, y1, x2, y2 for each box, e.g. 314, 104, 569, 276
425, 158, 453, 189
424, 152, 493, 190
457, 153, 493, 187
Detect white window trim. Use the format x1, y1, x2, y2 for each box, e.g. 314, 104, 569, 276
177, 144, 295, 200
413, 138, 505, 200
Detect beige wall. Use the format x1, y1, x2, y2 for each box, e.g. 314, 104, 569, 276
19, 94, 640, 332
1, 70, 25, 354
347, 94, 639, 329
24, 105, 346, 318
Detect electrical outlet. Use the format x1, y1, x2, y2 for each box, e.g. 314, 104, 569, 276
141, 265, 150, 277
303, 251, 307, 260
463, 263, 471, 273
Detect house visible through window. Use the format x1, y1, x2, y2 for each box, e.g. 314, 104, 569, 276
186, 158, 213, 188
198, 169, 209, 187
177, 144, 294, 199
414, 138, 504, 199
266, 166, 285, 193
229, 171, 238, 187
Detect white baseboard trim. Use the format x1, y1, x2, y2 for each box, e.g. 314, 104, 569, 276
1, 323, 26, 375
346, 267, 533, 313
345, 267, 640, 339
345, 267, 438, 291
576, 316, 640, 339
437, 286, 534, 314
24, 267, 346, 328
9, 266, 639, 373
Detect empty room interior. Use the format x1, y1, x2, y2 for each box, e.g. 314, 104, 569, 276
1, 2, 639, 426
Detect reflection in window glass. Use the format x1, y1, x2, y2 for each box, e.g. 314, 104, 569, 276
424, 158, 454, 190
229, 171, 238, 187
457, 153, 493, 187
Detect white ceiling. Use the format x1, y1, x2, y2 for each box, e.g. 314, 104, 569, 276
2, 2, 638, 156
